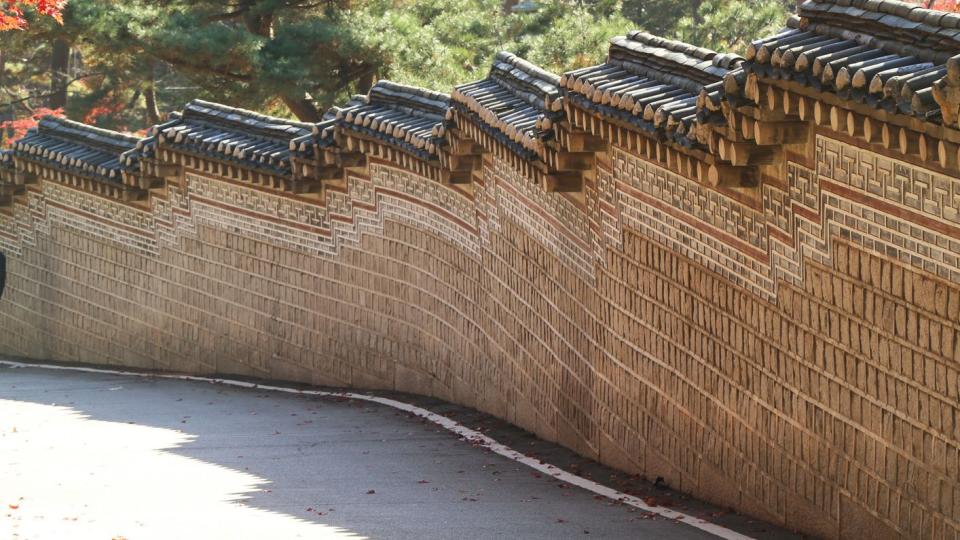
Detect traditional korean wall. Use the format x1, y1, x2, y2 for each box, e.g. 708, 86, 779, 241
0, 131, 958, 539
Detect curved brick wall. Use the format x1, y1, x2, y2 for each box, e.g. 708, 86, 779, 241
1, 131, 958, 538
4, 2, 960, 535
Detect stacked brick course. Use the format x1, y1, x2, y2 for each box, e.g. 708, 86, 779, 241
1, 1, 959, 537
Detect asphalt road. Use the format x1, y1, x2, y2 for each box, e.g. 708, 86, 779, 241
0, 363, 805, 540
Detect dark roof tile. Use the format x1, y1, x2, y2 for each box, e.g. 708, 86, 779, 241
12, 116, 139, 183
743, 1, 960, 127
158, 99, 312, 175
562, 31, 741, 148
338, 81, 450, 161
452, 51, 562, 160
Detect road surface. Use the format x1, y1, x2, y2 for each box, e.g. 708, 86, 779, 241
0, 362, 804, 539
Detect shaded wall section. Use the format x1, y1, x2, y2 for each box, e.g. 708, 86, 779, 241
0, 133, 957, 539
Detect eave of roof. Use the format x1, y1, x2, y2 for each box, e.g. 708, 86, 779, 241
742, 0, 960, 128
338, 81, 450, 161
561, 31, 742, 149
452, 51, 563, 161
157, 100, 313, 175
11, 117, 140, 183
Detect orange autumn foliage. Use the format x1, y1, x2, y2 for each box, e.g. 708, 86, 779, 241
0, 0, 65, 30
0, 108, 64, 147
907, 0, 960, 10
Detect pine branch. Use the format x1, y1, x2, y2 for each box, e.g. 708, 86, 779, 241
0, 72, 102, 109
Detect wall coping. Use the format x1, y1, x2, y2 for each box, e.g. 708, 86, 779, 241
3, 3, 958, 205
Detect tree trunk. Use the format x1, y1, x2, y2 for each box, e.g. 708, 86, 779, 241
49, 39, 70, 110
282, 94, 322, 122
0, 50, 8, 146
144, 86, 160, 126
144, 64, 161, 126
243, 9, 320, 121
358, 69, 375, 95
244, 12, 275, 39
691, 0, 705, 26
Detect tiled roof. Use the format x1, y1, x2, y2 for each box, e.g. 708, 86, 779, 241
0, 150, 13, 172
338, 81, 449, 161
799, 0, 960, 58
157, 99, 313, 175
289, 95, 369, 159
12, 116, 140, 183
562, 31, 743, 148
119, 117, 179, 172
452, 51, 562, 160
744, 0, 960, 125
5, 2, 957, 200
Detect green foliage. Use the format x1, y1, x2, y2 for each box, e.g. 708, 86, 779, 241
351, 0, 631, 92
514, 5, 631, 72
622, 0, 793, 54
621, 0, 703, 37
675, 0, 789, 53
351, 2, 472, 90
0, 0, 795, 130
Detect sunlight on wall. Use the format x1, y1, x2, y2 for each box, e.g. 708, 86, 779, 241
0, 399, 365, 539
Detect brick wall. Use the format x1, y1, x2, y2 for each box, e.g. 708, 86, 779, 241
0, 133, 958, 539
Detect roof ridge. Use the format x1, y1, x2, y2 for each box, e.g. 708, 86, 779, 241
607, 32, 740, 91
798, 0, 960, 57
369, 80, 450, 117
808, 0, 960, 24
181, 99, 314, 139
625, 31, 718, 62
493, 51, 561, 87
38, 116, 140, 150
487, 58, 561, 111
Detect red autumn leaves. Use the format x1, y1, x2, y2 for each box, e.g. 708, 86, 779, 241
0, 0, 66, 31
0, 107, 63, 147
924, 0, 960, 11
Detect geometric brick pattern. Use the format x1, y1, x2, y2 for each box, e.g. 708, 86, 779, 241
604, 137, 960, 300
0, 183, 157, 257
769, 138, 960, 292
816, 138, 960, 282
0, 136, 958, 539
609, 148, 774, 296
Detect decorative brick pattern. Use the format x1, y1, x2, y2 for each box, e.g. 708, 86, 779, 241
0, 183, 155, 257
0, 136, 958, 539
816, 138, 960, 282
610, 148, 775, 296
606, 138, 960, 303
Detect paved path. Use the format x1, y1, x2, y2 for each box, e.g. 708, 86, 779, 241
0, 363, 804, 539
